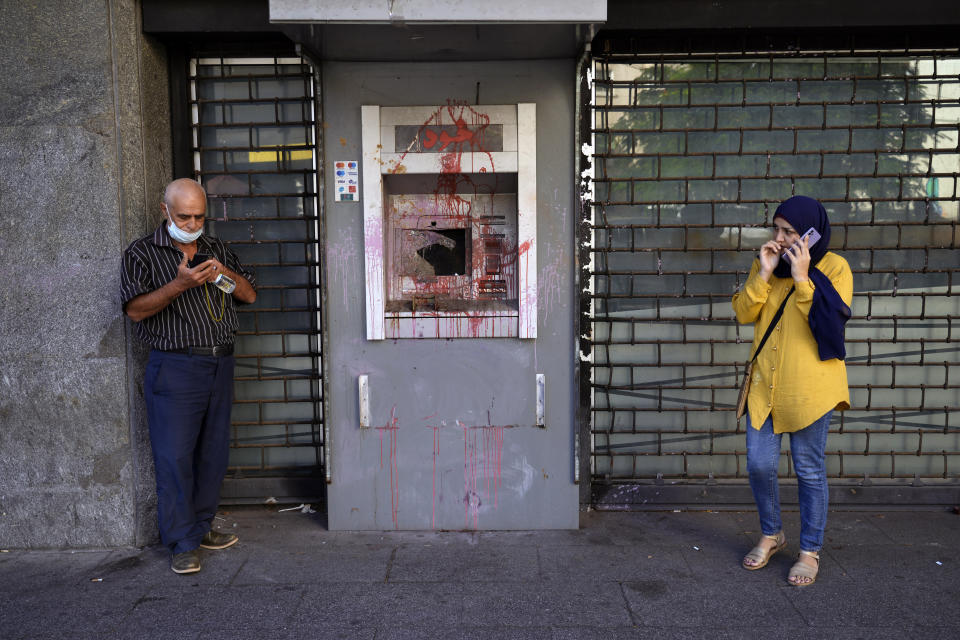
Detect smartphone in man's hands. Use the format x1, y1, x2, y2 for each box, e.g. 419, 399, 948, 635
783, 228, 821, 261
188, 253, 211, 268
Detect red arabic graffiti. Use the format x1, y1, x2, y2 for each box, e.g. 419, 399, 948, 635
421, 117, 480, 152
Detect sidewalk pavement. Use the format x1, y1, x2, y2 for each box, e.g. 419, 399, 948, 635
1, 506, 958, 639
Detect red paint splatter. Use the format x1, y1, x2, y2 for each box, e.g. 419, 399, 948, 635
376, 407, 400, 529
391, 102, 517, 324
481, 424, 505, 508
461, 421, 479, 528
461, 420, 507, 529
428, 425, 441, 529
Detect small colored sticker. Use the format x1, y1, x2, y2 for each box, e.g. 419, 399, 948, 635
335, 160, 359, 202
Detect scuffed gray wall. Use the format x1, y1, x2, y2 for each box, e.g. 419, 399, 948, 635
0, 0, 170, 548
323, 60, 578, 530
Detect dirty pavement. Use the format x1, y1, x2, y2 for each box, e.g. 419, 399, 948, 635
1, 507, 958, 639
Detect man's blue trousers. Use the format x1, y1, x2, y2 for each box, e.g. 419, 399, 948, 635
144, 350, 234, 554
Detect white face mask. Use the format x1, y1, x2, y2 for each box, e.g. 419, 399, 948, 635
166, 210, 203, 244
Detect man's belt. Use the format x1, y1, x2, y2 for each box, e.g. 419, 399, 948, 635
166, 345, 234, 357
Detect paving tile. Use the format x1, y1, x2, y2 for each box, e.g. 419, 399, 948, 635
691, 626, 939, 640
107, 631, 202, 640
115, 584, 305, 632
18, 633, 153, 640
479, 526, 618, 547
0, 550, 113, 593
461, 581, 632, 628
551, 625, 658, 639
129, 626, 368, 640
822, 542, 960, 587
378, 625, 550, 640
296, 582, 465, 628
553, 627, 825, 640
231, 545, 394, 584
782, 573, 960, 629
862, 510, 960, 545
622, 576, 804, 628
538, 545, 692, 582
675, 536, 755, 570
218, 628, 375, 640
598, 511, 757, 547
388, 542, 539, 583
86, 545, 246, 587
821, 511, 894, 545
2, 582, 143, 638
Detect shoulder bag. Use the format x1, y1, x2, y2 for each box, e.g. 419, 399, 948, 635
736, 286, 795, 420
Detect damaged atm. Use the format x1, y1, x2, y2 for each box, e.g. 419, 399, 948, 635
361, 103, 537, 339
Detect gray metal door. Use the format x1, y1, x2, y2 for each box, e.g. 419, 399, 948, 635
190, 56, 326, 502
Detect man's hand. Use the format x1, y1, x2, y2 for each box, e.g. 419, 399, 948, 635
201, 256, 257, 304
174, 254, 217, 292
125, 253, 257, 323
125, 254, 216, 322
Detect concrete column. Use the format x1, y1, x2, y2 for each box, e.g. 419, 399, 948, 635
0, 0, 171, 548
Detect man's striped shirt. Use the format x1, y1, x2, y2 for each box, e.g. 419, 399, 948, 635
120, 224, 256, 350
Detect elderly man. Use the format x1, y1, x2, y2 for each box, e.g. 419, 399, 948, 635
121, 178, 256, 574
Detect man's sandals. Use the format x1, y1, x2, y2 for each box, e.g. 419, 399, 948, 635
741, 531, 787, 570
787, 550, 820, 587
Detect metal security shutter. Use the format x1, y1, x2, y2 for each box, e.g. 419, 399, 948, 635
190, 56, 326, 502
585, 46, 960, 506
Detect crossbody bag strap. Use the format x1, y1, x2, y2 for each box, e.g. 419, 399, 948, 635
749, 286, 795, 362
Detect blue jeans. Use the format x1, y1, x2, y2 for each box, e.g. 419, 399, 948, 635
746, 410, 832, 551
145, 350, 235, 554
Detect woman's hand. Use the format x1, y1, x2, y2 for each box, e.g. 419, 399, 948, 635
785, 236, 811, 282
758, 240, 781, 280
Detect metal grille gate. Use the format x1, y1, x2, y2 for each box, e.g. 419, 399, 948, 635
585, 47, 960, 504
190, 57, 326, 500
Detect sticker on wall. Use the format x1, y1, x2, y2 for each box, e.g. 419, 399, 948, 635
335, 160, 359, 202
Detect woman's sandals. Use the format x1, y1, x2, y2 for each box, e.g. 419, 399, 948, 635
742, 531, 787, 570
787, 550, 820, 586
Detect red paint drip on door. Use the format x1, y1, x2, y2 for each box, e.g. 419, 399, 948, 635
428, 424, 441, 529
376, 407, 400, 529
462, 422, 506, 529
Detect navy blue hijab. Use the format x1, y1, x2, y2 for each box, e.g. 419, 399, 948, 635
772, 196, 851, 361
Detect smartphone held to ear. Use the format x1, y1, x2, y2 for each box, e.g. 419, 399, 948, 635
783, 227, 821, 261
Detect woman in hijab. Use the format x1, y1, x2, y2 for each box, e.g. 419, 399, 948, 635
732, 195, 853, 586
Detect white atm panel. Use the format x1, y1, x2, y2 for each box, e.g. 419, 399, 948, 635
361, 103, 537, 340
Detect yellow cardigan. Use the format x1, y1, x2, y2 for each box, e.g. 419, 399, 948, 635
732, 252, 853, 433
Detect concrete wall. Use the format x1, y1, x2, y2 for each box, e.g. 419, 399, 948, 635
323, 60, 578, 530
0, 0, 170, 548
